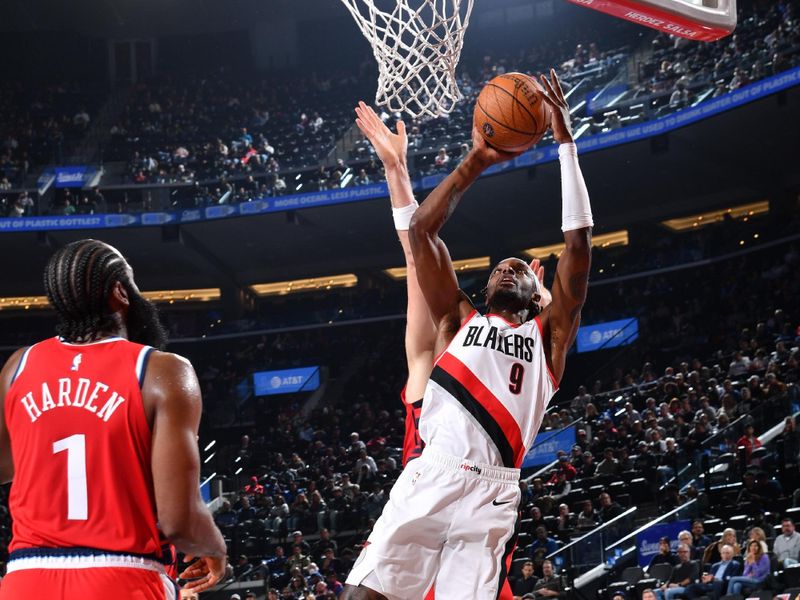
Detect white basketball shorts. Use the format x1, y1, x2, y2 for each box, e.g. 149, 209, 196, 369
346, 448, 521, 599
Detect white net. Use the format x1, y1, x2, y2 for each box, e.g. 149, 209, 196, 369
339, 0, 475, 118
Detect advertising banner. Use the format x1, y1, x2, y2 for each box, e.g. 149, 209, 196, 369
522, 425, 576, 468
576, 318, 638, 353
637, 520, 692, 567
253, 366, 321, 396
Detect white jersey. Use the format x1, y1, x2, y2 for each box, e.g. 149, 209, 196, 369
419, 310, 558, 468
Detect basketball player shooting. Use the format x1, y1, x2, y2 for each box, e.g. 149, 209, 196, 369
0, 240, 227, 599
344, 69, 592, 600
353, 102, 552, 471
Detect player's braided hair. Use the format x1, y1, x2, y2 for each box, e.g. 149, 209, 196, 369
43, 240, 130, 342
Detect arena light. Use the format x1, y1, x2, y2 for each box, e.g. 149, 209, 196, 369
661, 201, 769, 231
384, 256, 491, 280
249, 274, 358, 297
523, 230, 629, 259
0, 288, 221, 311
141, 288, 221, 304
0, 296, 51, 311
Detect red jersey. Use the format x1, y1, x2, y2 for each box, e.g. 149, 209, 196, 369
5, 336, 162, 558
401, 387, 425, 467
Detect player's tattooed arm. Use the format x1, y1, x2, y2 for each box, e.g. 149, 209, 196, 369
541, 228, 592, 383
408, 159, 482, 334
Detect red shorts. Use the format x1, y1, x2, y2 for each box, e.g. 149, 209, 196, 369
0, 553, 177, 600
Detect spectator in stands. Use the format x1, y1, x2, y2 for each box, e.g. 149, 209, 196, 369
319, 548, 343, 575
528, 526, 559, 558
513, 560, 538, 599
744, 527, 769, 555
311, 528, 338, 559
773, 517, 800, 567
668, 83, 688, 109
354, 169, 370, 186
596, 448, 619, 475
642, 590, 657, 600
690, 521, 712, 555
726, 540, 769, 596
244, 476, 264, 496
556, 504, 575, 532
523, 559, 561, 599
288, 532, 310, 557
571, 386, 592, 414
576, 500, 597, 530
677, 531, 697, 560
551, 455, 577, 480
649, 537, 679, 569
529, 506, 546, 531
215, 500, 237, 527
325, 570, 344, 597
729, 351, 751, 377
684, 543, 742, 600
736, 423, 762, 460
580, 451, 596, 477
598, 493, 623, 523
655, 543, 698, 600
265, 545, 287, 587
657, 438, 679, 485
547, 470, 572, 503
286, 544, 310, 573
237, 495, 256, 523
434, 147, 449, 171
233, 554, 252, 579
703, 528, 741, 565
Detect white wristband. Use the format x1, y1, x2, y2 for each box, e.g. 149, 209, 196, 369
392, 202, 418, 231
558, 143, 594, 232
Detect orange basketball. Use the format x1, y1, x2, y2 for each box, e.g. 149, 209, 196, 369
473, 72, 551, 153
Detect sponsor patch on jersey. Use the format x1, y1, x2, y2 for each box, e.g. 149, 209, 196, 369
460, 463, 482, 475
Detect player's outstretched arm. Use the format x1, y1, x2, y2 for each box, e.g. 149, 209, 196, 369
538, 69, 593, 384
0, 348, 27, 483
144, 351, 227, 591
410, 130, 522, 338
355, 102, 435, 399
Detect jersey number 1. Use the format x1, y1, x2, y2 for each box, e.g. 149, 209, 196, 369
509, 363, 525, 394
53, 434, 88, 520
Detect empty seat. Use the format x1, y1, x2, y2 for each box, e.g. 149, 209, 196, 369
621, 566, 644, 585
648, 563, 673, 584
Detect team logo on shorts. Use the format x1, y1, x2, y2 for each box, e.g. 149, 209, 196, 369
460, 463, 482, 475
411, 471, 422, 485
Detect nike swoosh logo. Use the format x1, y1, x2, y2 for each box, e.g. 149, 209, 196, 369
492, 499, 512, 506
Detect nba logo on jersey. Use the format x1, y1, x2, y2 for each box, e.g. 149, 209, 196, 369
70, 354, 82, 372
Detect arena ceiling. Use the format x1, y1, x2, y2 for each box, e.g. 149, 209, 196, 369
1, 86, 798, 297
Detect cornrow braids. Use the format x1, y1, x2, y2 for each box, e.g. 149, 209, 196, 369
43, 239, 129, 342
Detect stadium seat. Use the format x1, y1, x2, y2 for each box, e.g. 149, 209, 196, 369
621, 566, 644, 585
649, 563, 673, 584
782, 564, 800, 588
635, 578, 658, 598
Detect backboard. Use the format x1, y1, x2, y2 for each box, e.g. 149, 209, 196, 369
564, 0, 737, 41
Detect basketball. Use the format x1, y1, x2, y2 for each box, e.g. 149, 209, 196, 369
473, 72, 551, 153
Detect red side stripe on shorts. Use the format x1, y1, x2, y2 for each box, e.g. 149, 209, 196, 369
436, 352, 525, 468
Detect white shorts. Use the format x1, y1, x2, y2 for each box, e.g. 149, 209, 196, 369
346, 448, 521, 600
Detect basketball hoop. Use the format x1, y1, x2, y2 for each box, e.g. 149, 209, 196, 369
339, 0, 475, 118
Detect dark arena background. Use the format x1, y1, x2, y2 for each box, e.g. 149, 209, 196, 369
0, 0, 799, 598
